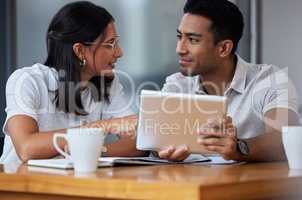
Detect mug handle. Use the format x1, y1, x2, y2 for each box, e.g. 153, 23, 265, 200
102, 146, 107, 153
53, 133, 71, 159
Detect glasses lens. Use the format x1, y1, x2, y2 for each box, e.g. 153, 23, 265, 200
112, 38, 119, 49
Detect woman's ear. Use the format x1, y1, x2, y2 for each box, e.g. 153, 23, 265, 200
217, 40, 234, 58
72, 43, 85, 60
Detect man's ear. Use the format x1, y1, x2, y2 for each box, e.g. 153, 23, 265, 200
217, 40, 234, 58
72, 43, 85, 60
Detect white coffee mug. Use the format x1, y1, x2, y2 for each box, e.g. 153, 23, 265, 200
53, 128, 105, 173
282, 126, 302, 169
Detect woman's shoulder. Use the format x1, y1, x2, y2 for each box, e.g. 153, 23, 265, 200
9, 63, 58, 79
7, 63, 59, 91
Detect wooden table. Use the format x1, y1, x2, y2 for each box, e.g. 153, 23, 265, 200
0, 162, 302, 200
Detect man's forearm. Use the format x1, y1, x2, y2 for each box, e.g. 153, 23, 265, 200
238, 109, 300, 162
238, 131, 286, 162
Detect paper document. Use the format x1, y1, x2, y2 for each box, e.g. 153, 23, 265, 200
28, 159, 73, 169
99, 154, 210, 165
27, 159, 113, 169
27, 155, 237, 170
194, 156, 240, 165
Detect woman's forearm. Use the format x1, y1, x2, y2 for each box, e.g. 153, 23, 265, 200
10, 115, 138, 162
104, 137, 148, 157
18, 129, 67, 162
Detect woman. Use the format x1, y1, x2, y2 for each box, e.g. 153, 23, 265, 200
0, 1, 145, 164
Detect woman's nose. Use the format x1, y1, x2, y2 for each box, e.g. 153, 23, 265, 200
115, 46, 123, 58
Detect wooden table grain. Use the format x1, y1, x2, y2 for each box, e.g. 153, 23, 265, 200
0, 162, 302, 200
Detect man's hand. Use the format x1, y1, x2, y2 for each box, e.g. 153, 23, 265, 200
158, 145, 190, 161
197, 116, 241, 160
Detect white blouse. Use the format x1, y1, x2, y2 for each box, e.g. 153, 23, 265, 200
1, 63, 134, 164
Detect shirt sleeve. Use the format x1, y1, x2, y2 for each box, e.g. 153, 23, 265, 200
262, 69, 299, 114
2, 70, 41, 135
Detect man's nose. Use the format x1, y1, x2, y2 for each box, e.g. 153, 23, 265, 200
176, 39, 188, 55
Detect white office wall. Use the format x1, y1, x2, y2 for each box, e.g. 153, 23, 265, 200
261, 0, 302, 106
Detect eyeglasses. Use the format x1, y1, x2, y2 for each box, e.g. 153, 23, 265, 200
84, 36, 120, 51
101, 36, 120, 50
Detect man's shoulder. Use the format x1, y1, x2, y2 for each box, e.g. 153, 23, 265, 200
246, 63, 293, 100
246, 62, 285, 84
255, 63, 281, 74
237, 55, 282, 82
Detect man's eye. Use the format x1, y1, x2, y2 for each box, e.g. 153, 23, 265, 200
176, 34, 182, 40
189, 38, 199, 43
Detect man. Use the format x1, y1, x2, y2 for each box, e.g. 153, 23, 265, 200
157, 0, 300, 162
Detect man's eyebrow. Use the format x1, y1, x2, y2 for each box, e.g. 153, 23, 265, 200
177, 29, 202, 38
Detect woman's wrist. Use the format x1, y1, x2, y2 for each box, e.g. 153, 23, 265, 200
82, 119, 110, 132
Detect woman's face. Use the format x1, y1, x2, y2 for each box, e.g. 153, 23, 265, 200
81, 22, 123, 79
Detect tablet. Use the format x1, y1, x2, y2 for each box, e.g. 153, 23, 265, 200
136, 90, 227, 154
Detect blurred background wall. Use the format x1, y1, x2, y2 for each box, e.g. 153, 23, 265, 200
15, 0, 184, 78
260, 0, 302, 112
14, 0, 186, 112
1, 0, 302, 155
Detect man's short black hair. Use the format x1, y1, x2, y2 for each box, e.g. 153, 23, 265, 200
184, 0, 244, 54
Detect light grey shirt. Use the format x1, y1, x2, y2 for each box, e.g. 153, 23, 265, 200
162, 56, 299, 139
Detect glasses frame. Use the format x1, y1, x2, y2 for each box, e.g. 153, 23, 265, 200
83, 36, 120, 51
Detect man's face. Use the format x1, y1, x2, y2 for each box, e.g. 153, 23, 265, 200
176, 13, 220, 76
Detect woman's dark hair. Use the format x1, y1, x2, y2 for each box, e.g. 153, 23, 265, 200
45, 1, 114, 115
184, 0, 244, 54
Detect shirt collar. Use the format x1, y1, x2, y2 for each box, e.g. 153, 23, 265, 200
227, 55, 249, 94
194, 55, 249, 95
193, 75, 207, 95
